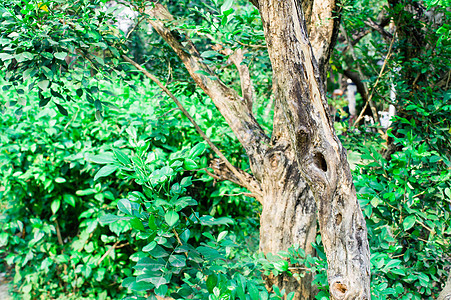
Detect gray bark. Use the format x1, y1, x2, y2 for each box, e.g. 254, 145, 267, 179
141, 1, 370, 299
439, 271, 451, 300
259, 0, 371, 299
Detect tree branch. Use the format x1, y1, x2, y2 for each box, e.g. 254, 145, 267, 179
144, 3, 270, 178
351, 27, 397, 130
222, 48, 254, 111
122, 55, 263, 199
364, 19, 393, 41
341, 25, 381, 127
341, 17, 391, 54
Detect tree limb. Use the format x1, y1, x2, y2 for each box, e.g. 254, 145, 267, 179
222, 48, 254, 111
122, 55, 263, 199
341, 25, 381, 127
351, 27, 397, 130
144, 3, 270, 178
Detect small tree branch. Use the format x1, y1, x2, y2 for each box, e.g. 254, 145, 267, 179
122, 55, 263, 199
97, 241, 120, 266
341, 25, 381, 127
341, 17, 391, 54
351, 28, 397, 129
222, 48, 254, 111
144, 4, 270, 179
342, 69, 368, 103
364, 19, 393, 41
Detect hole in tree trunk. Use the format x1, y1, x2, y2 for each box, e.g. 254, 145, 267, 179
336, 213, 342, 225
313, 152, 327, 172
332, 281, 348, 298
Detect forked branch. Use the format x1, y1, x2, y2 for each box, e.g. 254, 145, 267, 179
144, 3, 270, 177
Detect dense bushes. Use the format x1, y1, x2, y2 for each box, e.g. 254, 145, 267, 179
2, 77, 450, 300
352, 131, 451, 299
0, 78, 264, 299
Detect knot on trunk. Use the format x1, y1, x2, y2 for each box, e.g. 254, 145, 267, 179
331, 280, 348, 299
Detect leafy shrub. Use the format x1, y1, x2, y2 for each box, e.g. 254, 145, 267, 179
352, 129, 451, 299
0, 77, 262, 299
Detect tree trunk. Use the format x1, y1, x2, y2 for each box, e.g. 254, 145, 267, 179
438, 271, 451, 300
141, 1, 370, 299
259, 1, 371, 299
260, 154, 317, 299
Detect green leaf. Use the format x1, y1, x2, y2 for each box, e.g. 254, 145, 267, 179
89, 152, 115, 164
217, 231, 228, 242
37, 80, 50, 91
168, 255, 186, 267
221, 0, 234, 14
99, 214, 129, 225
0, 53, 14, 60
129, 281, 154, 292
117, 199, 132, 216
39, 97, 51, 107
113, 148, 131, 165
150, 276, 168, 289
180, 176, 192, 187
206, 273, 218, 293
55, 103, 68, 116
130, 217, 145, 231
189, 143, 206, 158
194, 70, 211, 76
54, 52, 67, 60
15, 52, 34, 62
164, 211, 179, 227
201, 50, 219, 58
51, 199, 61, 214
55, 177, 66, 183
248, 283, 259, 300
94, 165, 118, 181
445, 188, 451, 199
183, 159, 197, 170
142, 241, 157, 252
63, 194, 76, 207
403, 215, 416, 231
155, 284, 168, 296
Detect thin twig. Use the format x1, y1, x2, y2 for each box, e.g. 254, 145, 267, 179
341, 25, 377, 124
125, 15, 146, 40
222, 192, 255, 197
351, 27, 398, 130
172, 229, 183, 246
97, 241, 120, 266
55, 220, 63, 246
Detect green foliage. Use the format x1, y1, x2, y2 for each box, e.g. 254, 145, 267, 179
348, 129, 451, 299
0, 84, 135, 299
0, 0, 125, 119
0, 76, 262, 299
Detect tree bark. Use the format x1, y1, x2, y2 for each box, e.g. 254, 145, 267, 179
438, 271, 451, 300
144, 4, 319, 298
141, 1, 370, 299
259, 1, 371, 299
259, 143, 317, 299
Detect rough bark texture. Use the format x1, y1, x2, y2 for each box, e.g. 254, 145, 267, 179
301, 0, 341, 79
259, 1, 371, 299
438, 271, 451, 300
144, 4, 320, 299
141, 1, 370, 299
259, 123, 317, 299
